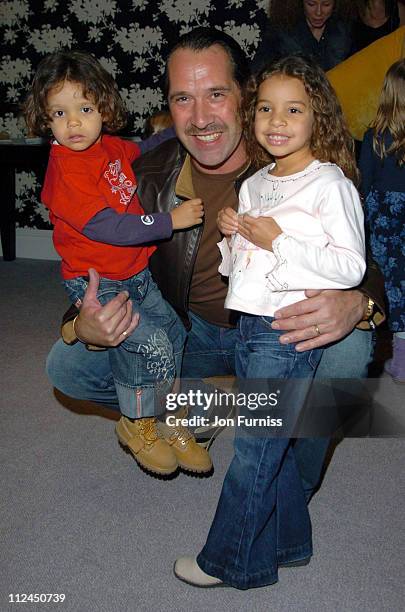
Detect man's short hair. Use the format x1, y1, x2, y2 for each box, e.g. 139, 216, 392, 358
164, 27, 250, 95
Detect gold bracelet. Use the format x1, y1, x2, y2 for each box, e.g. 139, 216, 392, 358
361, 297, 376, 329
72, 314, 85, 343
362, 297, 374, 321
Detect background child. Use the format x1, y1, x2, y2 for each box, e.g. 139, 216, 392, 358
143, 108, 173, 138
174, 55, 366, 588
24, 50, 210, 476
359, 58, 405, 383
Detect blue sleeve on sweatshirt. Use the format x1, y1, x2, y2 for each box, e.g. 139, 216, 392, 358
83, 207, 173, 246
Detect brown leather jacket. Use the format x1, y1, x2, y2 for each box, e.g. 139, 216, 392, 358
61, 138, 385, 339
133, 139, 201, 325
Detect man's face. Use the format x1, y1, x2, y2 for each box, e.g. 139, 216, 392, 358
167, 45, 246, 174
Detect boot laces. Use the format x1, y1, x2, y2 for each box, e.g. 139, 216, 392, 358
139, 418, 161, 443
170, 423, 192, 443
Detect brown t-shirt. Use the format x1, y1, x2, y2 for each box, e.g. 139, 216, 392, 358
189, 161, 248, 327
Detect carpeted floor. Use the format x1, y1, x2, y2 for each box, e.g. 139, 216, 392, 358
1, 259, 404, 612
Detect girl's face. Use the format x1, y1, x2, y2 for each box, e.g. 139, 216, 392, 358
46, 80, 103, 151
254, 75, 314, 169
303, 0, 334, 30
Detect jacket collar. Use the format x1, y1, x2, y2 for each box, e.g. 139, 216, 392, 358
175, 154, 195, 200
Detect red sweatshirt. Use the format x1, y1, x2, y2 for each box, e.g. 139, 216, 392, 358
41, 135, 163, 280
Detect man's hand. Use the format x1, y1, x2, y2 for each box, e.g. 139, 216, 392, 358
171, 198, 204, 230
74, 268, 140, 346
238, 215, 282, 251
217, 206, 239, 236
271, 289, 367, 351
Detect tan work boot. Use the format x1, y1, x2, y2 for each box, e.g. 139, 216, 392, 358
115, 416, 178, 475
158, 409, 213, 474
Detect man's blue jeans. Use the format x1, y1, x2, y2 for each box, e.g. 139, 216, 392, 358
46, 310, 372, 489
61, 268, 186, 419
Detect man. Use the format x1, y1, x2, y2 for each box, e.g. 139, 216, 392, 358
47, 28, 384, 587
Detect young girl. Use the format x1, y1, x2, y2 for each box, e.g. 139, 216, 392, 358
24, 50, 210, 476
174, 55, 365, 589
360, 59, 405, 383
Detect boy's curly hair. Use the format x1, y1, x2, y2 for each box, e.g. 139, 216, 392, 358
243, 54, 359, 184
24, 50, 127, 136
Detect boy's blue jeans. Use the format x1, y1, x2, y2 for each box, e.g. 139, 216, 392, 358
63, 268, 186, 419
197, 314, 323, 589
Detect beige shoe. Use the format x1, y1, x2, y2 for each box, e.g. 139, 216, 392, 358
174, 557, 224, 587
115, 416, 178, 475
158, 412, 213, 474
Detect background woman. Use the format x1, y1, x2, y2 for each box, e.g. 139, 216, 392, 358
252, 0, 353, 73
351, 1, 403, 53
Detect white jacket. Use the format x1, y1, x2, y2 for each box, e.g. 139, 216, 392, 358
218, 160, 366, 316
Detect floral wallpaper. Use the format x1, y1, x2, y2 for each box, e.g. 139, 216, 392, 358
0, 0, 268, 230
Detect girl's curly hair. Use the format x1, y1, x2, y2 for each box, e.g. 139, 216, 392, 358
243, 54, 359, 184
24, 50, 127, 136
371, 58, 405, 166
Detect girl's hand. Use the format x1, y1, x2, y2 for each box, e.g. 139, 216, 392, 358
217, 206, 238, 236
238, 215, 282, 251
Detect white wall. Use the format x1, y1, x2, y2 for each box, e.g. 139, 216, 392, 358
0, 229, 60, 260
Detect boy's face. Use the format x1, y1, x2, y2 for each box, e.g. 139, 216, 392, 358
46, 80, 103, 151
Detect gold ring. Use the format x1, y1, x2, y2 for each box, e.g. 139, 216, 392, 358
314, 324, 321, 336
122, 330, 128, 336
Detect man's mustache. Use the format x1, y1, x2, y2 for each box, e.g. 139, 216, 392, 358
185, 124, 226, 136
